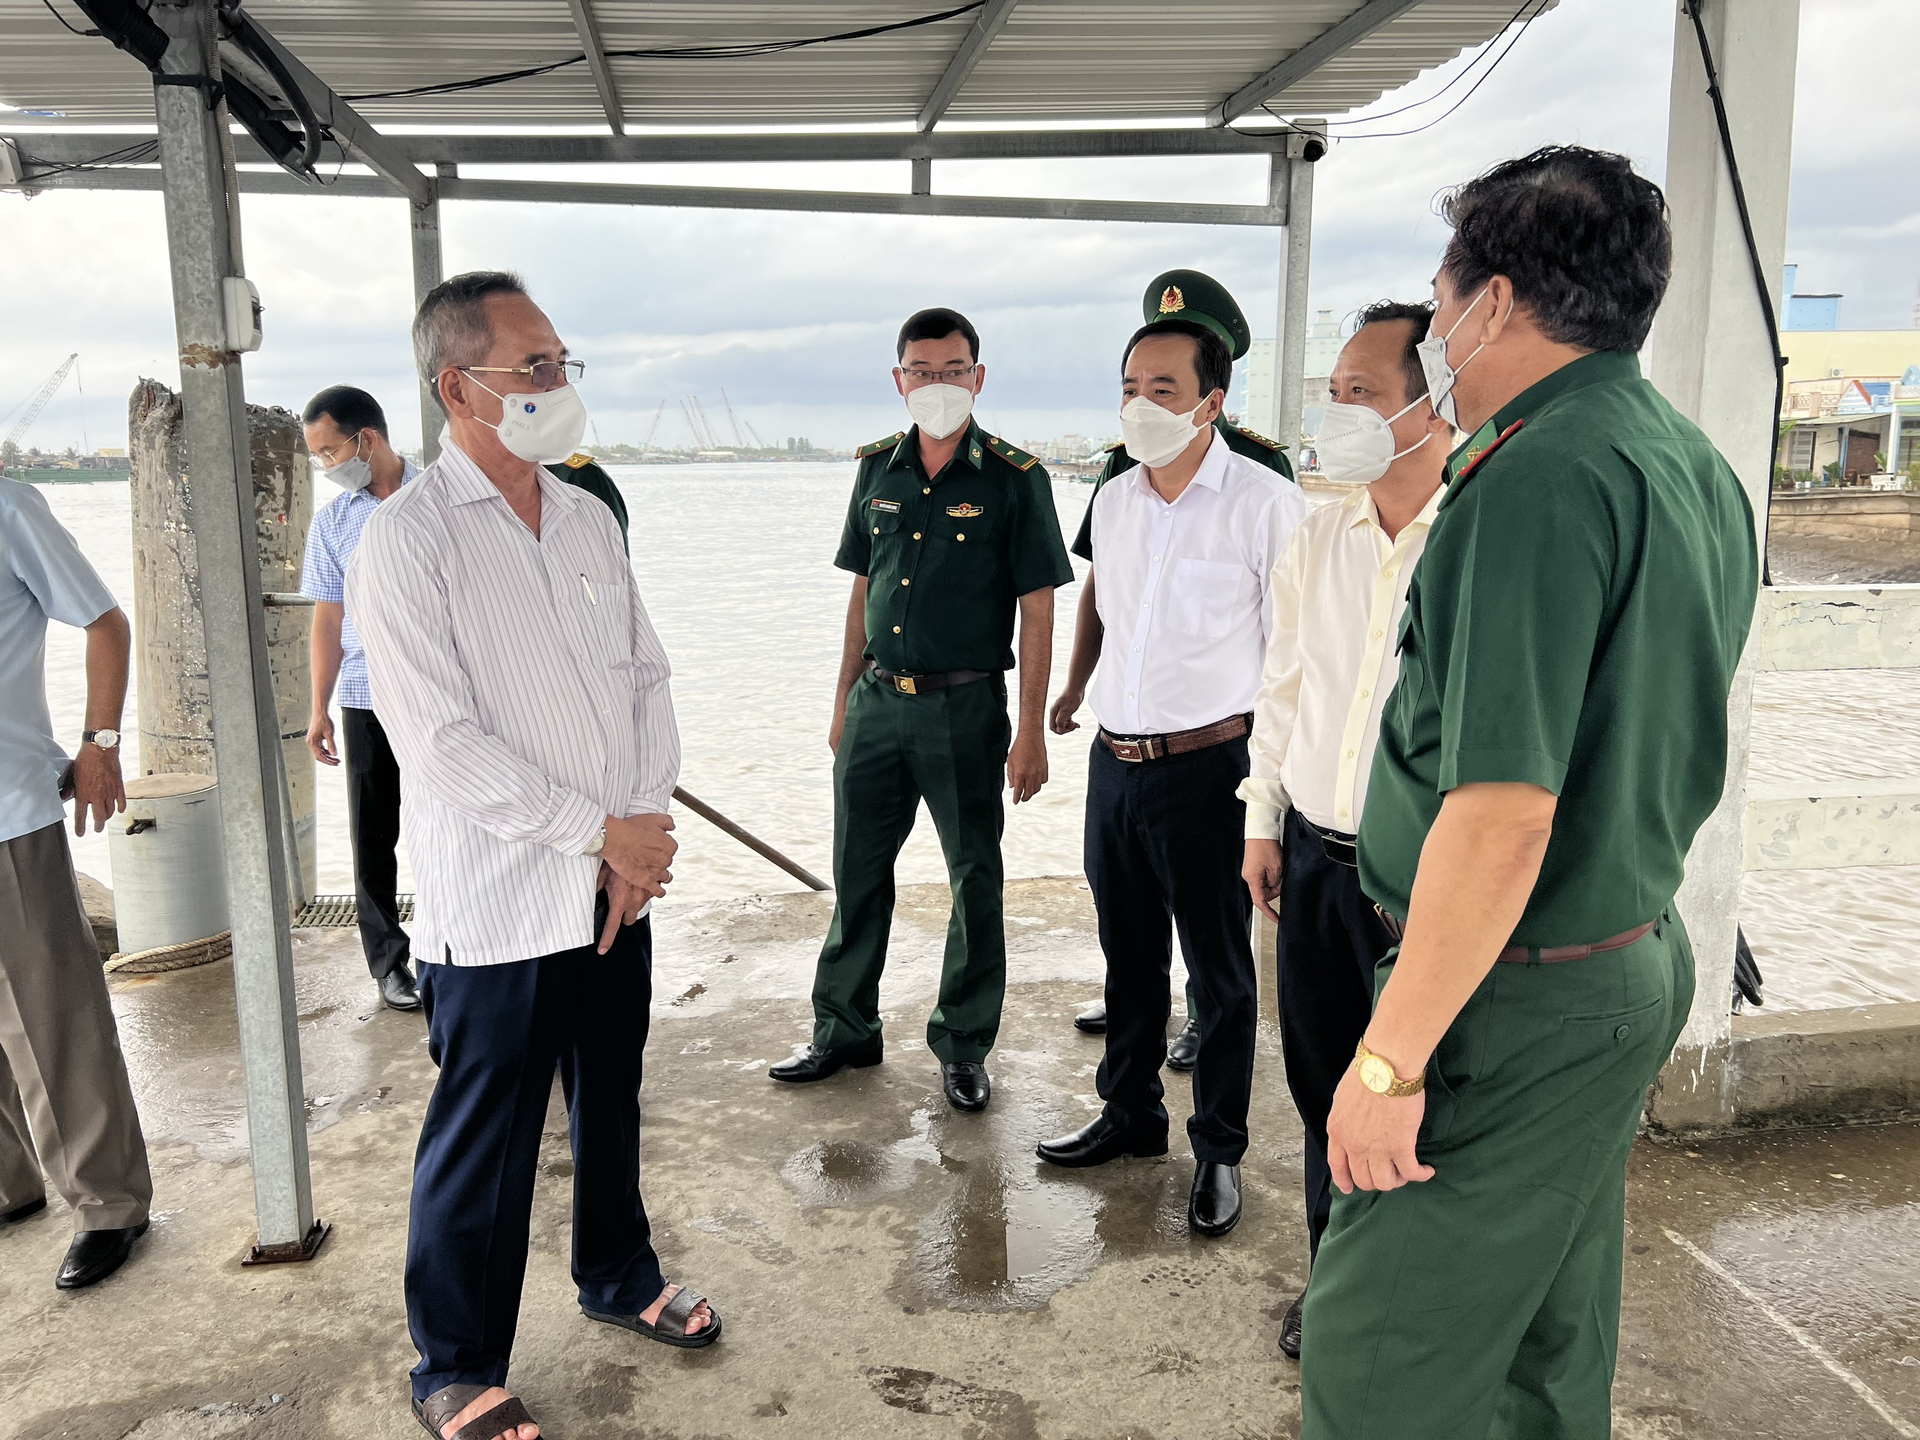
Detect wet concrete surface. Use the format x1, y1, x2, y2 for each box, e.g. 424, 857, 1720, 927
3, 877, 1919, 1438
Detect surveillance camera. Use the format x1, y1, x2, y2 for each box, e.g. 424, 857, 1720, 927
1302, 136, 1327, 163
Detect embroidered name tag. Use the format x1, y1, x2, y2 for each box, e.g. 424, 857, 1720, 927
869, 498, 902, 513
946, 503, 983, 519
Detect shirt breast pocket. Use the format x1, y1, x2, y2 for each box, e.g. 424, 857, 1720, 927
1163, 557, 1249, 639
576, 570, 631, 667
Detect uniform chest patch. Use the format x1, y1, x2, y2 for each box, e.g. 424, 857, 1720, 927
869, 498, 902, 513
946, 502, 984, 519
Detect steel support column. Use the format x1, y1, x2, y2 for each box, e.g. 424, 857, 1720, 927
411, 181, 444, 462
149, 0, 320, 1257
1272, 126, 1321, 455
1648, 0, 1800, 1130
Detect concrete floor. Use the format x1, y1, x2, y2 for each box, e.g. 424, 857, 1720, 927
4, 878, 1919, 1439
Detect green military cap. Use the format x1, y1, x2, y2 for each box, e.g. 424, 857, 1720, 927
1140, 269, 1252, 361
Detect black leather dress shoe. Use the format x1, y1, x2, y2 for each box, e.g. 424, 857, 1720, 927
55, 1220, 149, 1290
2, 1196, 47, 1226
1279, 1290, 1305, 1359
1036, 1113, 1168, 1168
1188, 1161, 1242, 1236
379, 963, 421, 1012
768, 1039, 883, 1083
1073, 1000, 1107, 1034
1164, 1019, 1200, 1073
942, 1062, 991, 1112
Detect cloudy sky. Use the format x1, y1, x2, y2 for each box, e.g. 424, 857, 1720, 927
3, 0, 1915, 455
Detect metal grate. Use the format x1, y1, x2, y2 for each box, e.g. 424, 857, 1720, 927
293, 893, 414, 928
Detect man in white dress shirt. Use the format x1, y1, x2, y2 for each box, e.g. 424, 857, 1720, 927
1239, 301, 1451, 1358
351, 272, 715, 1440
1040, 314, 1305, 1239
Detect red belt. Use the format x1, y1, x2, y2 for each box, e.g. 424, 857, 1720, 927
1099, 713, 1252, 763
1373, 907, 1656, 966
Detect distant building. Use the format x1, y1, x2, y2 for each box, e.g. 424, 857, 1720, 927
1782, 264, 1842, 332
1238, 308, 1344, 444
1778, 363, 1920, 483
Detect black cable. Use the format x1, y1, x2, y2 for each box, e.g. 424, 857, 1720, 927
228, 8, 323, 175
41, 0, 99, 37
1683, 0, 1782, 585
343, 1, 985, 103
18, 137, 160, 180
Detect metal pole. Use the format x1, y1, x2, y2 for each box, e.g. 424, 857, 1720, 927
411, 180, 444, 463
149, 0, 323, 1260
672, 786, 830, 892
1273, 123, 1322, 457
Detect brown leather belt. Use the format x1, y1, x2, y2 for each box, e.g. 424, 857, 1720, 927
1373, 907, 1657, 966
870, 662, 996, 696
1099, 713, 1252, 763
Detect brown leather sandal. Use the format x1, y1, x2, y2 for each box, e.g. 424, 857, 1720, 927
412, 1383, 539, 1440
582, 1284, 722, 1349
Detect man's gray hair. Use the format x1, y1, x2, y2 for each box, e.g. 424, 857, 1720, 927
413, 270, 528, 414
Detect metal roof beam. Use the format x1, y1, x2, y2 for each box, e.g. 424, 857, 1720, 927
21, 164, 1286, 227
564, 0, 625, 137
1208, 0, 1424, 127
7, 126, 1285, 169
917, 0, 1020, 133
239, 18, 432, 203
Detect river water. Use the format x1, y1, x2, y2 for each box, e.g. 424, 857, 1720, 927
34, 463, 1920, 1013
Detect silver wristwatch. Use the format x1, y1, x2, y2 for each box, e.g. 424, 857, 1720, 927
583, 825, 607, 859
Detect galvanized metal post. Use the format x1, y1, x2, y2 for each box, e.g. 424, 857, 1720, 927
411, 180, 444, 463
1272, 123, 1322, 455
149, 0, 323, 1258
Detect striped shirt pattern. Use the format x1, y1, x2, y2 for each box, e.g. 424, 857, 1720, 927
298, 460, 419, 711
347, 442, 678, 966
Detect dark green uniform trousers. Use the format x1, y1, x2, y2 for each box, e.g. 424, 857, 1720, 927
812, 670, 1012, 1064
1301, 912, 1695, 1439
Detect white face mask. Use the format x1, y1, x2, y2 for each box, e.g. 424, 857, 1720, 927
1313, 395, 1433, 487
467, 376, 589, 464
315, 433, 373, 492
904, 382, 975, 440
1416, 284, 1498, 429
1120, 395, 1210, 470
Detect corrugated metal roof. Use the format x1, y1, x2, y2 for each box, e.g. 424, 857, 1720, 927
1, 1, 1550, 130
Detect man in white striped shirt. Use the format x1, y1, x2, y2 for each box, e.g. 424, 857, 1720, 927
351, 272, 715, 1440
1239, 301, 1451, 1361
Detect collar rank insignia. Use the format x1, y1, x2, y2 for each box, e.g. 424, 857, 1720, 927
870, 498, 902, 512
946, 502, 984, 519
1158, 285, 1186, 315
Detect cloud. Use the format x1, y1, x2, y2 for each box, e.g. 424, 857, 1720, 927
3, 0, 1913, 452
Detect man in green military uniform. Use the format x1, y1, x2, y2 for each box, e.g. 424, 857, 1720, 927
771, 307, 1073, 1112
1054, 269, 1292, 1059
1300, 147, 1758, 1437
548, 450, 629, 553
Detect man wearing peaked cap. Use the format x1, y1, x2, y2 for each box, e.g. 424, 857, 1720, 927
1056, 270, 1295, 1059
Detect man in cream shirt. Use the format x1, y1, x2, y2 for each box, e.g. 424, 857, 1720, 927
1240, 301, 1452, 1358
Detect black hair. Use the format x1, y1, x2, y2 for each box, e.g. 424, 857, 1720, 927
1438, 145, 1671, 353
1122, 318, 1232, 402
413, 270, 530, 414
302, 384, 388, 439
896, 306, 980, 364
1352, 300, 1435, 404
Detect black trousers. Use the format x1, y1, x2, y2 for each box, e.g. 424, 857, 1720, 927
406, 910, 663, 1399
1276, 806, 1396, 1263
342, 706, 410, 980
1086, 735, 1256, 1165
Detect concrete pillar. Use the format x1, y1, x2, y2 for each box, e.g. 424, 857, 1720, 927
411, 182, 444, 463
150, 0, 320, 1255
1271, 124, 1322, 454
1647, 0, 1800, 1129
129, 379, 316, 900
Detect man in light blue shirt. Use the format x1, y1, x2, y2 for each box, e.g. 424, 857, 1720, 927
300, 385, 422, 1011
0, 476, 153, 1291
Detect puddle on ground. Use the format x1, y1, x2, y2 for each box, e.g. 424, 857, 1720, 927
780, 1107, 943, 1206
917, 1168, 1106, 1310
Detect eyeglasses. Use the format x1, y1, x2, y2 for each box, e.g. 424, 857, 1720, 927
309, 431, 364, 466
457, 360, 585, 391
897, 365, 977, 385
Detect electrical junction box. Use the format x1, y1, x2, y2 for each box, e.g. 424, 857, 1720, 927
222, 276, 263, 352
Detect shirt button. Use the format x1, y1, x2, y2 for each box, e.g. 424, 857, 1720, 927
901, 578, 910, 586
1132, 645, 1141, 653
1339, 809, 1349, 819
1127, 692, 1136, 699
893, 625, 902, 634
957, 534, 966, 542
873, 525, 880, 534
1360, 688, 1370, 699
1346, 750, 1356, 758
1372, 629, 1383, 639
913, 532, 922, 540
923, 487, 931, 495
1614, 1024, 1632, 1041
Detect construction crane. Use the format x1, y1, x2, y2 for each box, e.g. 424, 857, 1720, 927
720, 388, 748, 449
680, 396, 714, 450
3, 353, 80, 454
743, 418, 769, 450
690, 395, 723, 451
639, 399, 667, 458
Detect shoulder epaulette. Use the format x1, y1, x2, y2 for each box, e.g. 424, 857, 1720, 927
856, 431, 905, 460
1103, 440, 1124, 453
985, 435, 1040, 471
562, 451, 595, 469
1453, 419, 1525, 486
1231, 424, 1281, 451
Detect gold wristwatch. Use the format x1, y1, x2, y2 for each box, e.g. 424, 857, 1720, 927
1355, 1039, 1425, 1097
